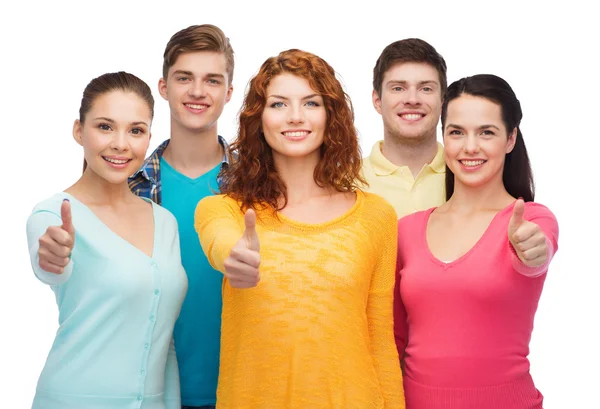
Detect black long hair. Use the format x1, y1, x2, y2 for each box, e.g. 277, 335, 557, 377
440, 74, 534, 202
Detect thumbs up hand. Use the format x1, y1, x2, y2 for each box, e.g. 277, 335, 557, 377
223, 209, 261, 288
508, 198, 547, 267
38, 199, 75, 274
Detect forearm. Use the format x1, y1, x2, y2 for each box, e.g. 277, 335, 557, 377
195, 197, 244, 274
197, 225, 241, 273
26, 211, 73, 285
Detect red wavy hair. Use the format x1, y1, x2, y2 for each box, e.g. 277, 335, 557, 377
220, 49, 366, 211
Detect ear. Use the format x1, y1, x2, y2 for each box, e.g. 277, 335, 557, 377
372, 89, 383, 115
158, 77, 168, 101
73, 119, 83, 146
506, 127, 518, 154
225, 84, 233, 104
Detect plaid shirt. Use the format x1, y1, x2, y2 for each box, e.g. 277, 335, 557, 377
128, 135, 231, 205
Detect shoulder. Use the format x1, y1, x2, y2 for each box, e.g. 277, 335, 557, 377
360, 155, 374, 174
500, 201, 558, 226
197, 194, 235, 209
361, 191, 397, 221
523, 201, 557, 220
26, 194, 81, 239
30, 192, 71, 217
150, 199, 176, 224
522, 201, 559, 241
195, 194, 242, 219
398, 208, 432, 230
148, 202, 181, 244
359, 143, 381, 175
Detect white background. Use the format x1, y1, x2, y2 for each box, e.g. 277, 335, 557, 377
1, 1, 598, 407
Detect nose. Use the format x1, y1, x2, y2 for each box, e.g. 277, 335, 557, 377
404, 87, 421, 106
463, 134, 479, 154
287, 104, 305, 124
189, 80, 207, 98
110, 130, 129, 152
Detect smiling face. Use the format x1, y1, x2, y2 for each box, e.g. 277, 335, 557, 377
373, 61, 442, 144
261, 73, 327, 164
159, 51, 232, 135
443, 94, 516, 191
74, 90, 152, 184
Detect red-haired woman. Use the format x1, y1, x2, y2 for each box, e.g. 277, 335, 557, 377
195, 49, 404, 408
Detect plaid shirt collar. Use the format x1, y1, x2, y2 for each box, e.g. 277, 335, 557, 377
128, 135, 231, 204
131, 135, 231, 184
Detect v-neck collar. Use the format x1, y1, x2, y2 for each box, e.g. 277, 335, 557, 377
62, 192, 158, 260
423, 202, 515, 267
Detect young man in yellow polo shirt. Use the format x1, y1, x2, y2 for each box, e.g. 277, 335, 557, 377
362, 39, 448, 218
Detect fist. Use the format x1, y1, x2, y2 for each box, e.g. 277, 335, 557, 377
38, 199, 75, 274
223, 209, 261, 288
508, 198, 547, 267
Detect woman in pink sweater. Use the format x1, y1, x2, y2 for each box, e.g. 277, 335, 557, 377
394, 74, 558, 409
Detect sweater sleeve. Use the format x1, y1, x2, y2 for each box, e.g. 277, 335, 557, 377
163, 337, 181, 408
367, 205, 405, 408
194, 195, 244, 274
26, 210, 74, 286
509, 203, 559, 278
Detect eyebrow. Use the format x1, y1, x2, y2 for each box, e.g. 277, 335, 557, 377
92, 117, 149, 127
171, 70, 225, 79
446, 123, 501, 130
267, 93, 321, 100
206, 73, 225, 79
386, 80, 439, 87
171, 70, 193, 77
92, 117, 115, 123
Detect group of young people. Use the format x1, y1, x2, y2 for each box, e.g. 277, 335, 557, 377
26, 23, 559, 409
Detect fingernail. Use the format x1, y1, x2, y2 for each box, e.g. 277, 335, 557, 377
518, 197, 523, 200
63, 198, 70, 202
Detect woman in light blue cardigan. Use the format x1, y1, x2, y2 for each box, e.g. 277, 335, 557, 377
26, 72, 188, 409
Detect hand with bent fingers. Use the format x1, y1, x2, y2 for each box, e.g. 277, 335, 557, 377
508, 198, 548, 267
38, 199, 75, 274
223, 209, 261, 288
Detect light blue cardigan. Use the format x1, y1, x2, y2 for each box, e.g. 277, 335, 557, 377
26, 193, 188, 409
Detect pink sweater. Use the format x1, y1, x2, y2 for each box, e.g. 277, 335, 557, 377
394, 201, 558, 409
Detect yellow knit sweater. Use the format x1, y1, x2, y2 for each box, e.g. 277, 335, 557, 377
195, 190, 405, 409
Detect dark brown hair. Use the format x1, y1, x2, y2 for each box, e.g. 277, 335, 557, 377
373, 38, 447, 97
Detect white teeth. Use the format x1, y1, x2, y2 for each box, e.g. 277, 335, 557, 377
104, 157, 129, 164
461, 160, 485, 167
186, 104, 208, 110
283, 131, 309, 137
401, 114, 423, 120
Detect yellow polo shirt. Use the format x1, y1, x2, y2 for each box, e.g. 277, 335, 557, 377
361, 140, 446, 219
